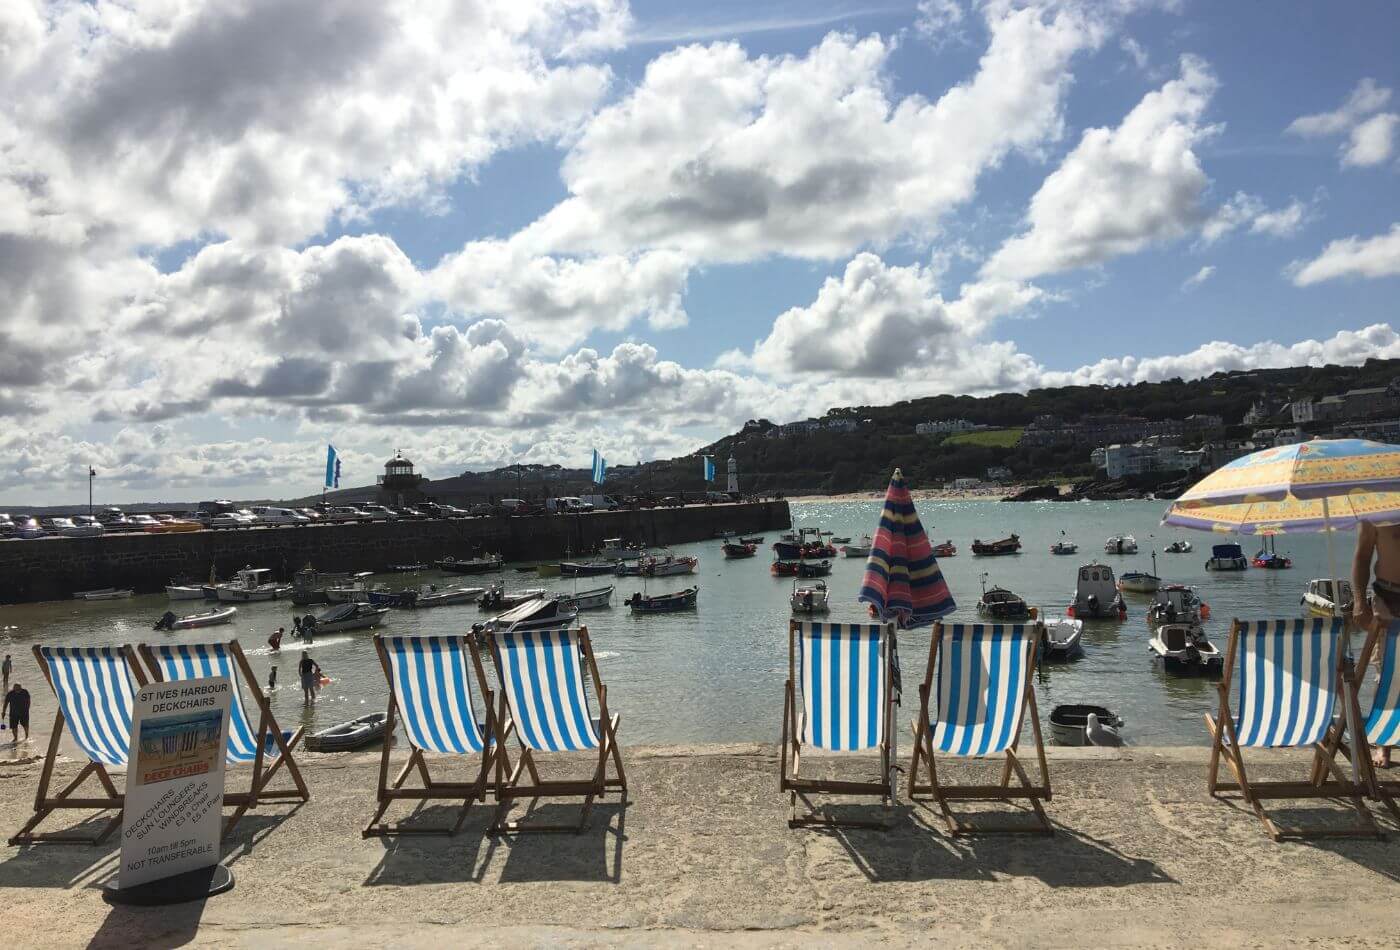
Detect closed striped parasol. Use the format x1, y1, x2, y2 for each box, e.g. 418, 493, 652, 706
858, 468, 956, 628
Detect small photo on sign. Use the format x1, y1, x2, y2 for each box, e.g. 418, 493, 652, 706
135, 711, 223, 786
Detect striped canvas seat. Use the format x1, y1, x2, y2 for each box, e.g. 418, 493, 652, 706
492, 628, 600, 752
929, 624, 1031, 757
147, 642, 291, 763
1230, 618, 1344, 749
39, 646, 137, 767
796, 622, 889, 752
382, 635, 489, 754
1363, 621, 1400, 749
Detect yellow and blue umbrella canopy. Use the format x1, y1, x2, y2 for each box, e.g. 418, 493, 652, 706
1162, 492, 1400, 535
1174, 438, 1400, 507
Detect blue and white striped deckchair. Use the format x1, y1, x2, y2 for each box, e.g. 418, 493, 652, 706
140, 640, 309, 835
1205, 617, 1378, 840
365, 634, 501, 837
484, 625, 624, 833
9, 645, 145, 845
781, 620, 896, 828
1314, 619, 1400, 823
908, 623, 1052, 834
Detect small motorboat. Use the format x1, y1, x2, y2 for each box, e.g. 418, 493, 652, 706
437, 555, 504, 575
1302, 578, 1354, 618
559, 585, 614, 611
614, 560, 647, 576
829, 537, 851, 545
305, 713, 388, 753
325, 572, 379, 604
932, 541, 956, 557
165, 584, 206, 601
971, 535, 1021, 556
374, 584, 483, 609
977, 578, 1029, 620
1251, 536, 1291, 569
1150, 623, 1223, 675
791, 581, 830, 613
1104, 535, 1138, 555
770, 560, 801, 577
723, 542, 758, 559
773, 529, 835, 560
1050, 531, 1077, 555
560, 560, 617, 577
796, 560, 832, 578
218, 567, 292, 602
626, 586, 699, 612
478, 595, 578, 632
842, 535, 873, 557
1049, 705, 1124, 747
645, 555, 699, 577
1039, 619, 1083, 661
477, 583, 548, 610
1149, 584, 1210, 627
74, 588, 135, 601
1205, 543, 1248, 571
1163, 540, 1192, 554
598, 539, 643, 561
739, 536, 764, 545
1068, 563, 1127, 620
1117, 563, 1162, 595
153, 606, 238, 630
313, 602, 390, 633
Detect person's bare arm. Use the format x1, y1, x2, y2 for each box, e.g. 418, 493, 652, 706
1354, 520, 1377, 628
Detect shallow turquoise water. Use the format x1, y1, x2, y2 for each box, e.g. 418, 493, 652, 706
0, 499, 1358, 751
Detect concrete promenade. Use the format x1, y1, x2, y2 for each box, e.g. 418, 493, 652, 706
1, 744, 1398, 947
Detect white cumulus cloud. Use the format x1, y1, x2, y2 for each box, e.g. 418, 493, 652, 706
1287, 78, 1397, 169
1290, 224, 1400, 286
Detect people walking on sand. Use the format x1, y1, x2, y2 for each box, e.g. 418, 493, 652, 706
299, 651, 321, 706
3, 682, 31, 742
292, 617, 303, 639
2, 654, 10, 693
1352, 519, 1400, 767
268, 627, 283, 651
301, 614, 316, 644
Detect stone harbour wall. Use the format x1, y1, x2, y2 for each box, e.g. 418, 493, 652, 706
0, 500, 791, 603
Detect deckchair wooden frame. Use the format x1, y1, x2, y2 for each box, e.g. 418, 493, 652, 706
8, 644, 147, 846
908, 622, 1053, 835
363, 634, 507, 837
485, 625, 625, 834
137, 639, 310, 839
1312, 620, 1398, 823
780, 619, 897, 829
1204, 618, 1380, 841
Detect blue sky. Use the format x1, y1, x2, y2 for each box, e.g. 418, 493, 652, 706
3, 0, 1400, 503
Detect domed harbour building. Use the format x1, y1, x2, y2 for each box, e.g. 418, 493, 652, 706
376, 451, 431, 508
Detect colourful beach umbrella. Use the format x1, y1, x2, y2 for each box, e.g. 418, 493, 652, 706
1170, 438, 1400, 507
858, 468, 956, 628
1162, 492, 1400, 535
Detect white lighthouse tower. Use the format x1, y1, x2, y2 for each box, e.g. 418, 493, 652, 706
727, 455, 739, 494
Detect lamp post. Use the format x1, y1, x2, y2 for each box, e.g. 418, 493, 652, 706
88, 467, 96, 517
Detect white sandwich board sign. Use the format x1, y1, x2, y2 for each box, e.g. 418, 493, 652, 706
119, 676, 231, 890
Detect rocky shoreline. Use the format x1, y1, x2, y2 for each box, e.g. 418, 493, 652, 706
1003, 474, 1192, 503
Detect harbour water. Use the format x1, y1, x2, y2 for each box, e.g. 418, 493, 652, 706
0, 499, 1361, 750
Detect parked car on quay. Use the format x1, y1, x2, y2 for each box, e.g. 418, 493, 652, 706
326, 506, 371, 522
295, 507, 323, 521
0, 513, 14, 538
126, 514, 161, 529
49, 517, 104, 538
14, 516, 45, 539
354, 504, 396, 521
72, 515, 105, 536
250, 506, 310, 525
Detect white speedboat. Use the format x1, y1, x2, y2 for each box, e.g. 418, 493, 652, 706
791, 581, 830, 613
1104, 535, 1138, 555
1150, 623, 1223, 675
1163, 540, 1192, 554
646, 555, 699, 577
165, 584, 206, 601
1149, 585, 1208, 627
217, 567, 291, 602
1303, 578, 1354, 618
560, 585, 614, 611
1204, 543, 1248, 571
313, 602, 390, 633
1070, 563, 1126, 620
154, 606, 238, 630
1040, 619, 1083, 660
74, 588, 134, 601
1050, 540, 1078, 555
842, 535, 873, 557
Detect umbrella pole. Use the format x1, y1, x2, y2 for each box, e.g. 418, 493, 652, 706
1323, 496, 1363, 780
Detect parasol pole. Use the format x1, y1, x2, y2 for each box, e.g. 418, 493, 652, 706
1322, 496, 1339, 619
1322, 494, 1363, 781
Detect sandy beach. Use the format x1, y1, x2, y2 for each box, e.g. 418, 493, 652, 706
1, 744, 1398, 947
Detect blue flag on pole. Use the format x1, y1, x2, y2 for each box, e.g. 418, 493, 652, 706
591, 449, 607, 485
702, 456, 715, 482
325, 445, 339, 489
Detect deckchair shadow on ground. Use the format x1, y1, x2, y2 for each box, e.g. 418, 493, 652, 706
483, 625, 626, 834
364, 804, 499, 886
1205, 617, 1380, 841
907, 622, 1053, 835
363, 634, 505, 837
9, 646, 146, 846
497, 801, 626, 883
138, 640, 310, 838
780, 620, 898, 829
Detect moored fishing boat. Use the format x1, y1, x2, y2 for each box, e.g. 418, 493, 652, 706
1039, 619, 1083, 661
722, 541, 757, 559
1148, 584, 1209, 627
645, 555, 699, 577
291, 565, 354, 606
560, 560, 617, 577
436, 554, 504, 574
165, 583, 205, 600
1251, 536, 1291, 569
770, 560, 801, 577
1204, 543, 1248, 571
796, 560, 831, 578
304, 713, 388, 753
477, 582, 548, 610
932, 540, 956, 557
842, 535, 873, 557
153, 605, 238, 630
313, 602, 390, 633
626, 586, 698, 612
1163, 539, 1192, 554
1050, 531, 1077, 555
613, 560, 647, 576
976, 580, 1029, 620
559, 585, 614, 611
1302, 578, 1353, 617
1068, 563, 1127, 620
598, 538, 643, 561
74, 588, 135, 600
1104, 535, 1138, 555
790, 580, 830, 613
1149, 622, 1223, 675
971, 534, 1021, 556
217, 567, 291, 603
324, 572, 379, 604
773, 528, 835, 559
1117, 553, 1161, 595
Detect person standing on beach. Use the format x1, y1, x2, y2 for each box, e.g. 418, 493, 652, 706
1352, 520, 1400, 766
2, 654, 10, 693
3, 682, 30, 742
299, 651, 321, 706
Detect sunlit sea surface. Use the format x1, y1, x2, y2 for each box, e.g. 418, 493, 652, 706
0, 500, 1363, 752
